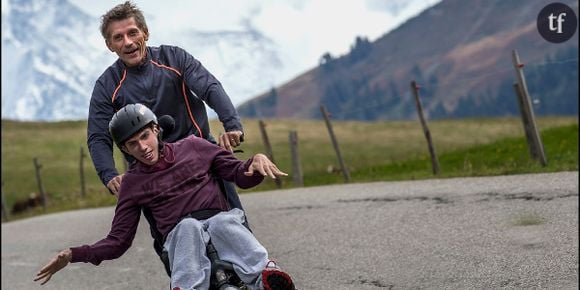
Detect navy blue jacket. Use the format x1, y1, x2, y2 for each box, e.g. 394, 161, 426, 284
87, 45, 243, 187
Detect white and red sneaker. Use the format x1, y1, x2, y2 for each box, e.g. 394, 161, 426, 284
261, 260, 295, 290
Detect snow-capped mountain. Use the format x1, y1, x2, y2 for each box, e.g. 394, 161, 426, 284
174, 22, 286, 115
1, 0, 287, 121
2, 0, 111, 120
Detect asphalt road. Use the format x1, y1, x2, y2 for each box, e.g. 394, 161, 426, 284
2, 172, 578, 289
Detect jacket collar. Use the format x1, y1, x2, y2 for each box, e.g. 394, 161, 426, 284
135, 141, 176, 173
118, 46, 152, 73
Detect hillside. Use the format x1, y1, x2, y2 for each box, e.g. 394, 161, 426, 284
237, 0, 579, 120
2, 117, 578, 222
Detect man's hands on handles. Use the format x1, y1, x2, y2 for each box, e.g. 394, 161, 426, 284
34, 249, 72, 285
106, 173, 124, 197
245, 153, 288, 179
219, 130, 244, 152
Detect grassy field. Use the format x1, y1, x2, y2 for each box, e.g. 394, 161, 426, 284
1, 116, 578, 221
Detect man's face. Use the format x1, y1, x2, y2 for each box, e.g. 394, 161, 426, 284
122, 126, 160, 166
105, 17, 148, 67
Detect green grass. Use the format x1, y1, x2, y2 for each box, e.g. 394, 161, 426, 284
351, 123, 579, 182
1, 117, 578, 222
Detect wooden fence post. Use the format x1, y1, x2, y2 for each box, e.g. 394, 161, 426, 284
289, 130, 304, 187
410, 81, 440, 175
258, 120, 282, 189
513, 83, 538, 159
320, 105, 351, 183
511, 49, 547, 166
1, 181, 9, 221
80, 147, 87, 198
33, 157, 47, 211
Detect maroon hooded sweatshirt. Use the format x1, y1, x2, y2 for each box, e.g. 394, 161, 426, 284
70, 135, 263, 265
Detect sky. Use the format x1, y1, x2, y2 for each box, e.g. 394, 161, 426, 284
0, 0, 441, 118
67, 0, 441, 77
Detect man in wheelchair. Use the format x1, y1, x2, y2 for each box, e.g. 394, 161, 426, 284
35, 103, 296, 290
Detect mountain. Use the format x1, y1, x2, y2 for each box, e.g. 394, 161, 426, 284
1, 0, 286, 121
1, 0, 112, 121
176, 23, 285, 110
237, 0, 579, 120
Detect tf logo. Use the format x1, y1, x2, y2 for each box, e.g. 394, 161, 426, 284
537, 2, 577, 43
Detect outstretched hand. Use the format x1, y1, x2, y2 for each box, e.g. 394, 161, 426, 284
245, 153, 288, 179
34, 249, 72, 285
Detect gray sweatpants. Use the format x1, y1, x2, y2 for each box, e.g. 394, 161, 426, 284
163, 208, 269, 290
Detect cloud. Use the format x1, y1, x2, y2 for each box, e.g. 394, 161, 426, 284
69, 0, 434, 67
65, 0, 441, 104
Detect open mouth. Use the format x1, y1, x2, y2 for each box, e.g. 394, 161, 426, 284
125, 47, 139, 55
143, 151, 154, 161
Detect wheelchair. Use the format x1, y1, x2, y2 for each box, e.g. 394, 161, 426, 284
143, 176, 250, 290
128, 116, 251, 289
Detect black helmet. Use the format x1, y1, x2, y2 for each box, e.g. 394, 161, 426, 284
109, 103, 158, 148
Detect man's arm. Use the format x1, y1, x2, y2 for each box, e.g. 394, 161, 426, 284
195, 138, 287, 188
87, 82, 120, 194
177, 46, 244, 134
34, 193, 141, 285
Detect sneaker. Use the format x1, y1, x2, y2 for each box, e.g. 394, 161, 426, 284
261, 260, 295, 290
